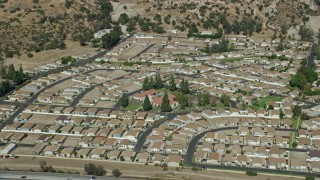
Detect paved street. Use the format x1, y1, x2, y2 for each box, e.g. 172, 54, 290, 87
183, 126, 319, 177
0, 171, 129, 180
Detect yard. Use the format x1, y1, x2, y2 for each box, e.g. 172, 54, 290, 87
125, 100, 142, 111
258, 96, 283, 108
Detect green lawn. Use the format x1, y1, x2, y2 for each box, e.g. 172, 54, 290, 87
220, 57, 243, 64
215, 103, 226, 109
258, 96, 283, 108
289, 132, 297, 148
292, 116, 302, 129
125, 101, 142, 111
220, 55, 265, 64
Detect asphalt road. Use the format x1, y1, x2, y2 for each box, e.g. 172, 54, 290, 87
133, 111, 189, 152
183, 127, 320, 177
0, 171, 129, 180
307, 43, 316, 68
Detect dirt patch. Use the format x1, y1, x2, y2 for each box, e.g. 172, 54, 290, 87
308, 16, 320, 33
20, 134, 41, 145
28, 114, 57, 125
4, 41, 93, 72
62, 137, 81, 147
95, 101, 115, 108
289, 151, 308, 160
12, 147, 33, 155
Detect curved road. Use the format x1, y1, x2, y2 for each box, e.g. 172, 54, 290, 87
133, 111, 189, 152
183, 127, 320, 177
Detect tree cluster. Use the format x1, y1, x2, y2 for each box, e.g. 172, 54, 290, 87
198, 93, 211, 106
142, 74, 164, 90
180, 78, 190, 94
0, 64, 28, 86
189, 13, 262, 38
137, 18, 165, 34
299, 26, 313, 41
61, 56, 76, 65
289, 66, 318, 91
84, 163, 106, 176
101, 25, 122, 49
174, 93, 189, 109
209, 37, 230, 53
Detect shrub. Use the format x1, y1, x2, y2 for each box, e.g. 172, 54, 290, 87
305, 176, 315, 180
246, 170, 257, 176
191, 167, 199, 171
84, 163, 106, 176
112, 169, 121, 177
27, 53, 33, 58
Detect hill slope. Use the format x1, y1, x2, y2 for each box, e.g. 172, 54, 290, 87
0, 0, 113, 58
0, 0, 319, 60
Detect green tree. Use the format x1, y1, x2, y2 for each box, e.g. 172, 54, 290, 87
7, 64, 15, 79
126, 19, 136, 33
142, 77, 149, 90
149, 76, 155, 89
292, 142, 297, 148
289, 72, 308, 90
155, 74, 164, 89
299, 26, 313, 41
65, 0, 73, 9
292, 105, 302, 118
0, 66, 7, 79
197, 93, 210, 106
210, 37, 229, 53
0, 80, 13, 96
169, 75, 176, 91
276, 39, 285, 52
180, 79, 190, 94
120, 93, 129, 107
232, 20, 241, 34
118, 13, 129, 25
221, 94, 230, 107
175, 93, 189, 109
143, 96, 153, 111
268, 105, 274, 110
197, 93, 203, 106
153, 14, 162, 23
203, 93, 210, 105
161, 93, 172, 112
187, 22, 198, 36
101, 25, 122, 48
280, 109, 285, 119
154, 25, 165, 33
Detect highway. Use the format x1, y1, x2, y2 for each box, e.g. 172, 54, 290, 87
0, 171, 129, 180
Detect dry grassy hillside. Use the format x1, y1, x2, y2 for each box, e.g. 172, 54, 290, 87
130, 0, 318, 36
0, 0, 318, 61
0, 0, 112, 59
